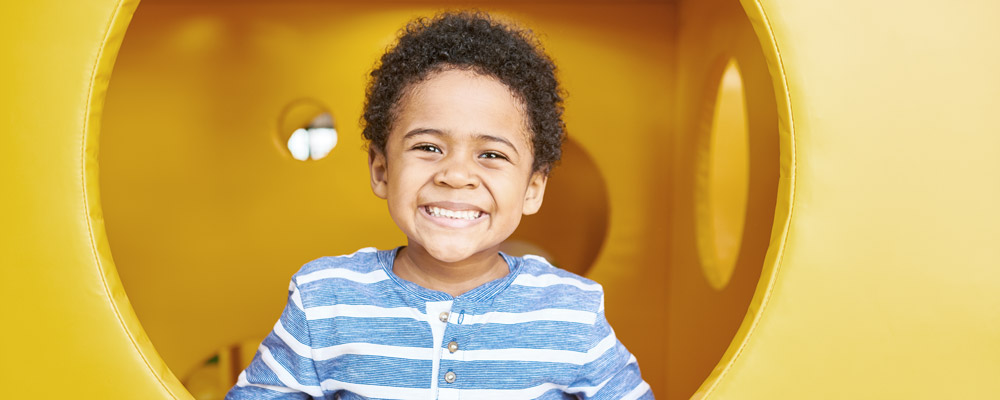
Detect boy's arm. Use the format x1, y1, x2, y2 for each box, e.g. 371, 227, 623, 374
225, 281, 325, 400
567, 293, 654, 400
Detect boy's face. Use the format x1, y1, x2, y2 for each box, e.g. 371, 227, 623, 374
369, 69, 547, 264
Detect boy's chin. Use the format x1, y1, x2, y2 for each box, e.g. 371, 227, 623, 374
420, 242, 497, 264
426, 248, 478, 264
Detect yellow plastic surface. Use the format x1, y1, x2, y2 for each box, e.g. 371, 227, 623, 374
3, 0, 999, 399
0, 0, 191, 398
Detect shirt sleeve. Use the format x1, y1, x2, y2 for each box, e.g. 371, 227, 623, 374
225, 280, 325, 400
567, 293, 654, 400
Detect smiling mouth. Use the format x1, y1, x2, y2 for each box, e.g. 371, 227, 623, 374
423, 206, 485, 220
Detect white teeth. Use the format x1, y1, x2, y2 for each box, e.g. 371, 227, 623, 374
427, 206, 482, 220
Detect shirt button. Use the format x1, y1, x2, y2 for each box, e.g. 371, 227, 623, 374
447, 341, 459, 353
444, 371, 456, 383
438, 311, 450, 322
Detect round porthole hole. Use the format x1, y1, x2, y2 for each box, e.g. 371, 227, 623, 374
278, 99, 338, 161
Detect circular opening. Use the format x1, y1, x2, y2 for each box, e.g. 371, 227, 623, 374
695, 59, 751, 290
92, 2, 781, 398
278, 99, 337, 161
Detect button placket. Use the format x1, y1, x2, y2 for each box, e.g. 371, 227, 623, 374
440, 300, 477, 389
425, 300, 454, 396
438, 306, 459, 390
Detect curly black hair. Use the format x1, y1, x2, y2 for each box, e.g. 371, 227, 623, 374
362, 11, 565, 174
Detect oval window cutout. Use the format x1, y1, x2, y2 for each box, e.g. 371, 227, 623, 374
695, 59, 750, 290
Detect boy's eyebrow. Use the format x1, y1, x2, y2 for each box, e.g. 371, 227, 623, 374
402, 128, 520, 156
402, 128, 443, 140
475, 134, 519, 156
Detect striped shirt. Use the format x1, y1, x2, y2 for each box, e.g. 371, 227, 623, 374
226, 247, 652, 400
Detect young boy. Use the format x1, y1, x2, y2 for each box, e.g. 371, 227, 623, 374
227, 11, 651, 400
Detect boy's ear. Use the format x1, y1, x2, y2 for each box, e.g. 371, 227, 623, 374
521, 171, 548, 215
368, 147, 388, 199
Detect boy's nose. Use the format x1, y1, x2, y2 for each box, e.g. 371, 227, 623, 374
434, 156, 479, 189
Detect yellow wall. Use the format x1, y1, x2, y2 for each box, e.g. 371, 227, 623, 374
99, 0, 677, 393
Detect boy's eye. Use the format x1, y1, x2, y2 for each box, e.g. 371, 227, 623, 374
479, 151, 509, 161
413, 144, 442, 153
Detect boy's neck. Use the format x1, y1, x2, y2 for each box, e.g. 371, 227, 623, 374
393, 245, 509, 297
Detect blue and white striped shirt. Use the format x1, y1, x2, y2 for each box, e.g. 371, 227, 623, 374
226, 247, 652, 399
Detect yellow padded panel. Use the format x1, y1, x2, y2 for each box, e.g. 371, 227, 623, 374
0, 0, 191, 398
697, 0, 1000, 398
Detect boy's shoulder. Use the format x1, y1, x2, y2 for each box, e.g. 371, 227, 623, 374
504, 254, 606, 323
515, 254, 602, 286
511, 253, 606, 301
291, 247, 388, 286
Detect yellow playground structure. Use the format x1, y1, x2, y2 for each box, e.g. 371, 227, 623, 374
2, 0, 998, 398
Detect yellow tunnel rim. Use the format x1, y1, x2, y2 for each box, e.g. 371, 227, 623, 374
83, 0, 191, 397
695, 0, 797, 396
